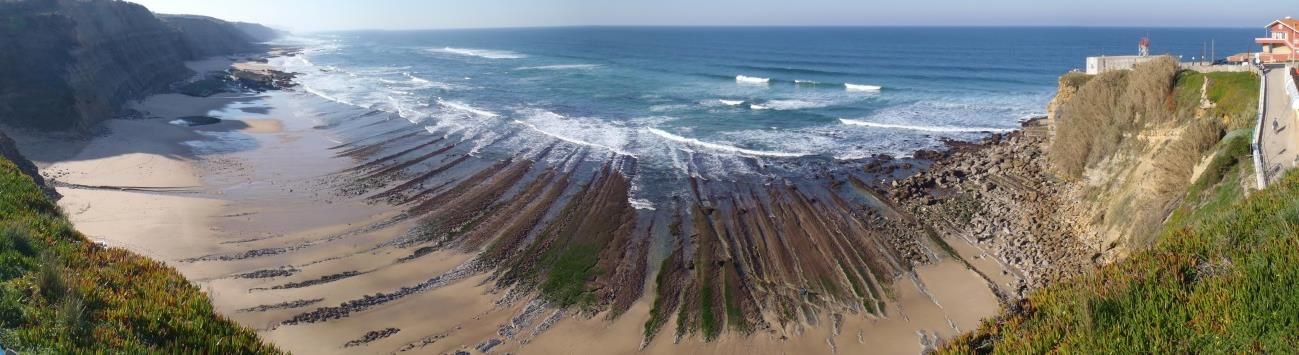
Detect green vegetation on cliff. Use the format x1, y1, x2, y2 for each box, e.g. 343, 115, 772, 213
0, 158, 278, 353
942, 145, 1297, 353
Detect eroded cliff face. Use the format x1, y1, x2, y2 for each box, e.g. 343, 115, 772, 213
1044, 73, 1089, 137
159, 14, 266, 58
0, 130, 58, 199
0, 0, 275, 132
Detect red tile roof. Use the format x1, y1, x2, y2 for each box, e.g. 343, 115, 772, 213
1282, 17, 1299, 29
1275, 17, 1299, 31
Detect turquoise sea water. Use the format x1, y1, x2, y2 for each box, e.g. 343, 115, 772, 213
275, 27, 1257, 179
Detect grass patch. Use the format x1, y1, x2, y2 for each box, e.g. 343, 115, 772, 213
839, 260, 865, 299
0, 157, 278, 352
1172, 70, 1205, 118
699, 285, 719, 340
1205, 72, 1260, 129
1163, 129, 1253, 234
643, 256, 675, 339
722, 272, 747, 333
537, 243, 601, 308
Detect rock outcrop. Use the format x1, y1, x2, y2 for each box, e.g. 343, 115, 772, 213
0, 0, 279, 132
0, 130, 58, 199
888, 121, 1094, 294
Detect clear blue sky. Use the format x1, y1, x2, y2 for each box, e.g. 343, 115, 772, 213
131, 0, 1298, 32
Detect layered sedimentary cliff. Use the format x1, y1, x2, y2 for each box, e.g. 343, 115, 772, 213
159, 14, 273, 58
0, 0, 278, 131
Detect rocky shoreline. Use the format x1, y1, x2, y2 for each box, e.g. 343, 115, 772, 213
175, 48, 302, 98
885, 118, 1096, 295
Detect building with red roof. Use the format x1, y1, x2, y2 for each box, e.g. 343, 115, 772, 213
1230, 17, 1299, 63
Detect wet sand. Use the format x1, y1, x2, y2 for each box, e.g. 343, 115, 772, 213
22, 63, 1010, 354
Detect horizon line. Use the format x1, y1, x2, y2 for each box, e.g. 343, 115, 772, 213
297, 23, 1266, 34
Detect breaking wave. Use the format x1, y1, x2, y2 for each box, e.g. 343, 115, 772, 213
515, 64, 601, 70
762, 99, 827, 110
436, 98, 499, 118
436, 47, 527, 59
736, 75, 770, 85
845, 83, 882, 92
839, 119, 1014, 133
512, 109, 634, 157
646, 128, 806, 158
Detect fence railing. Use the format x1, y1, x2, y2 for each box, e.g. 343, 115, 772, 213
1254, 65, 1269, 189
1286, 65, 1299, 110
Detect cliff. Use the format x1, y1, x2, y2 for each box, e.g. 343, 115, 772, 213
158, 14, 268, 58
0, 0, 278, 132
0, 130, 57, 199
231, 21, 281, 43
938, 61, 1276, 353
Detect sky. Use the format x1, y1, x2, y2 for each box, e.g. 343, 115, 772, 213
130, 0, 1298, 33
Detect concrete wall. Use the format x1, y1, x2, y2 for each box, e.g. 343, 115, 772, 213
1180, 63, 1258, 74
1085, 55, 1165, 75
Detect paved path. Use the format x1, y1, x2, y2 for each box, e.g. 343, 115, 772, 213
1260, 67, 1299, 184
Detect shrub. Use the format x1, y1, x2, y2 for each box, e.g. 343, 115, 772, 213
58, 294, 89, 339
36, 253, 66, 302
1154, 118, 1226, 196
1049, 70, 1127, 178
1062, 72, 1094, 89
1119, 57, 1178, 124
1049, 57, 1182, 179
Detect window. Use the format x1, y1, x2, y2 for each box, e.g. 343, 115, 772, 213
1274, 32, 1288, 40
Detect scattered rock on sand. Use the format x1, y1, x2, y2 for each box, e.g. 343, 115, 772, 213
170, 116, 222, 126
344, 328, 400, 348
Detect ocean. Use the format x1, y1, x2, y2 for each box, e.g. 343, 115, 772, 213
273, 26, 1257, 200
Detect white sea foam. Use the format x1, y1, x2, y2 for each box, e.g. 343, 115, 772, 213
845, 83, 883, 92
628, 198, 656, 211
736, 75, 770, 85
649, 104, 690, 112
397, 72, 455, 90
437, 47, 526, 59
512, 110, 634, 157
795, 80, 819, 85
387, 95, 431, 122
718, 99, 745, 106
301, 84, 357, 107
436, 98, 499, 118
647, 128, 806, 158
750, 104, 770, 110
515, 64, 600, 70
404, 72, 431, 84
763, 99, 826, 110
839, 119, 1013, 133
